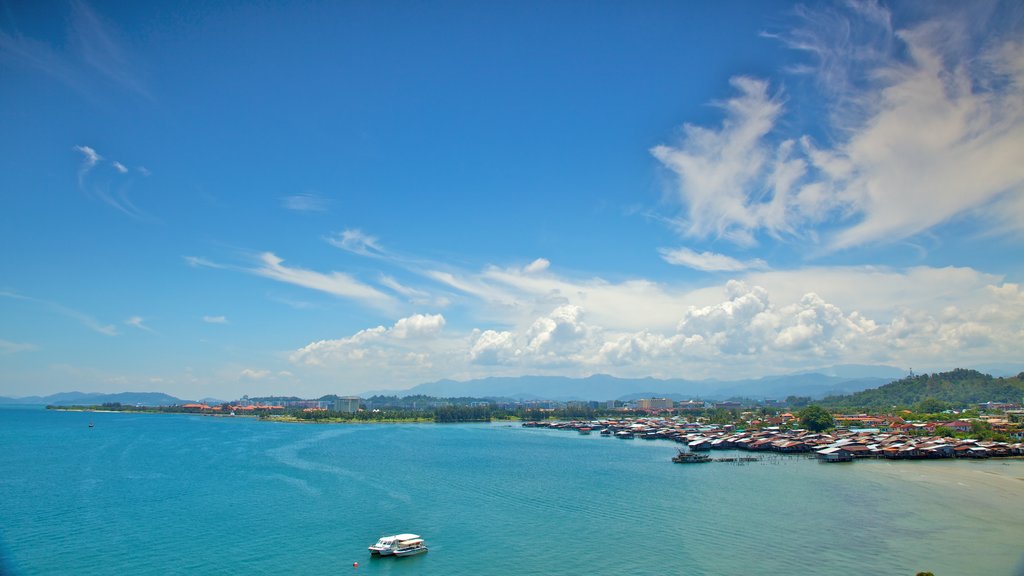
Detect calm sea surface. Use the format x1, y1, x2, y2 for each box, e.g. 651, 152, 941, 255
1, 406, 1022, 576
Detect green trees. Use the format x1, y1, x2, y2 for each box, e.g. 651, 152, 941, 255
785, 395, 811, 408
914, 397, 950, 414
798, 405, 834, 432
820, 369, 1024, 410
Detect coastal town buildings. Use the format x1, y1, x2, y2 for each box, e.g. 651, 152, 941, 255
637, 397, 674, 410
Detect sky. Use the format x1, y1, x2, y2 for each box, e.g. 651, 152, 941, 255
1, 0, 1022, 400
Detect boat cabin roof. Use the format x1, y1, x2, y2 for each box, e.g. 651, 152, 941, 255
393, 533, 420, 540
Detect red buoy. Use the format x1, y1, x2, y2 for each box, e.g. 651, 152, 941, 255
353, 561, 359, 568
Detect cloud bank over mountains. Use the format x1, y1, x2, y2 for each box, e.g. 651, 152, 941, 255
283, 261, 1024, 388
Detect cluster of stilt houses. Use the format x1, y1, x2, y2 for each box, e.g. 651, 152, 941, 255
522, 418, 1024, 463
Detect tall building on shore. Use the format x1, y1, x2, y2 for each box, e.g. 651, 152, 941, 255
637, 397, 674, 410
334, 396, 361, 412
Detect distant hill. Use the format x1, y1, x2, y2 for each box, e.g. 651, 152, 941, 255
0, 391, 190, 406
381, 366, 903, 402
819, 368, 1024, 409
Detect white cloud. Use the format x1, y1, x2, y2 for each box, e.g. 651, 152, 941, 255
0, 339, 37, 355
253, 252, 396, 311
240, 368, 272, 380
467, 329, 517, 365
523, 258, 550, 274
124, 316, 153, 332
1, 291, 118, 336
202, 315, 228, 324
325, 229, 386, 257
380, 272, 436, 305
290, 313, 446, 368
652, 3, 1024, 250
184, 256, 224, 269
282, 193, 329, 212
72, 144, 149, 218
659, 247, 768, 272
69, 1, 151, 99
466, 305, 599, 367
391, 313, 445, 339
274, 264, 1024, 386
74, 145, 101, 171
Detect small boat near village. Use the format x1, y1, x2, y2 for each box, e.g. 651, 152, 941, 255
672, 451, 712, 464
368, 534, 427, 557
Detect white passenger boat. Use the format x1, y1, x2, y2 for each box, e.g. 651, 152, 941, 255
392, 536, 428, 557
368, 533, 420, 555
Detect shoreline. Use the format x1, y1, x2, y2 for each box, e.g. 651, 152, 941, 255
47, 406, 475, 425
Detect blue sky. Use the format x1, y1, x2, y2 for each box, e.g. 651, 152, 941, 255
2, 0, 1022, 400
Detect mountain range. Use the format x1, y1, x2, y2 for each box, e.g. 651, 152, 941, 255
0, 391, 192, 406
361, 364, 911, 401
6, 364, 1022, 405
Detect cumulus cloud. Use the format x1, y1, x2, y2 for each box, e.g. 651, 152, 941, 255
391, 313, 445, 339
652, 3, 1024, 250
466, 305, 599, 367
523, 258, 550, 274
467, 329, 517, 365
290, 313, 446, 367
276, 265, 1024, 384
240, 368, 272, 380
659, 247, 768, 272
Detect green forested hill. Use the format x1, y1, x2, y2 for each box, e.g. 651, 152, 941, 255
819, 368, 1024, 409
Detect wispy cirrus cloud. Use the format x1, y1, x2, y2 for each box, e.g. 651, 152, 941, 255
653, 2, 1024, 251
253, 252, 397, 311
1, 1, 150, 99
202, 315, 228, 324
68, 0, 152, 99
0, 339, 38, 355
73, 144, 150, 218
184, 256, 225, 269
124, 316, 154, 332
185, 252, 399, 311
1, 290, 117, 336
282, 193, 330, 213
659, 247, 768, 272
325, 229, 388, 258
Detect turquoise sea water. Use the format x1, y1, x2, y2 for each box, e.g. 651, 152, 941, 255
1, 406, 1022, 576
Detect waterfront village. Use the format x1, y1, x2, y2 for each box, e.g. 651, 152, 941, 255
522, 412, 1024, 463
90, 393, 1024, 464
